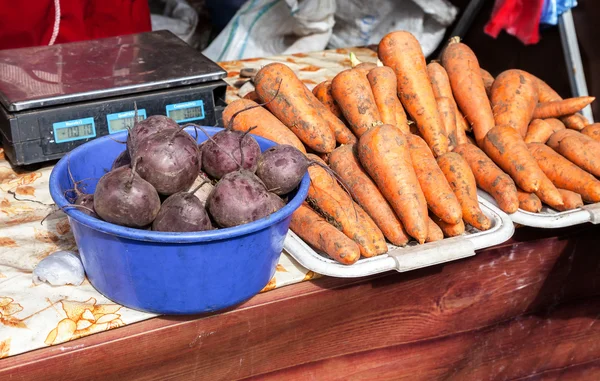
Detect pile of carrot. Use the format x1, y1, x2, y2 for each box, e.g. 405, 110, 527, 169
222, 30, 599, 266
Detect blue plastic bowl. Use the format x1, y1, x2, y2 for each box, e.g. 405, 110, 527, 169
49, 127, 309, 315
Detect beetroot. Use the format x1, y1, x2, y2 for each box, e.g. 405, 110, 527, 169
206, 170, 282, 227
93, 166, 161, 228
202, 129, 260, 179
152, 190, 212, 232
111, 149, 131, 170
75, 193, 98, 218
127, 115, 178, 156
133, 129, 200, 195
256, 145, 308, 195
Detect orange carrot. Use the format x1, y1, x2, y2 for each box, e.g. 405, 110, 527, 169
407, 134, 462, 224
437, 152, 491, 231
482, 125, 544, 193
306, 154, 387, 257
528, 142, 600, 203
524, 119, 564, 144
367, 66, 409, 132
290, 203, 361, 265
427, 61, 462, 143
490, 69, 538, 138
441, 37, 494, 146
555, 189, 583, 211
331, 68, 382, 137
517, 190, 542, 213
430, 214, 465, 237
312, 80, 357, 145
329, 144, 410, 246
379, 31, 449, 156
535, 174, 564, 210
358, 124, 429, 243
436, 97, 458, 149
243, 91, 260, 102
480, 68, 494, 98
453, 143, 519, 214
546, 129, 600, 177
426, 217, 444, 242
254, 63, 336, 153
581, 123, 600, 142
562, 113, 589, 131
222, 99, 306, 153
532, 96, 595, 119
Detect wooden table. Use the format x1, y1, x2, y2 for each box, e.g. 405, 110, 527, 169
2, 224, 600, 380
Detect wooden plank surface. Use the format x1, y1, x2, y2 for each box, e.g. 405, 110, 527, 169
2, 225, 600, 380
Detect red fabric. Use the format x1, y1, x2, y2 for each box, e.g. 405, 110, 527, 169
0, 0, 151, 50
484, 0, 545, 45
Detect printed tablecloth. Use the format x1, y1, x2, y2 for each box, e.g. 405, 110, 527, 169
0, 47, 378, 359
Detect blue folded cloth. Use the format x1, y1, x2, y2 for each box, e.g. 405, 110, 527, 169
540, 0, 577, 25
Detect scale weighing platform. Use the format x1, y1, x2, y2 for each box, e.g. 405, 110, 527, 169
0, 30, 227, 166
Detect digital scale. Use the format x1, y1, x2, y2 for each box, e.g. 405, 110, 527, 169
0, 30, 227, 166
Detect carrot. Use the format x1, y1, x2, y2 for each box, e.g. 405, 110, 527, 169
379, 31, 449, 157
437, 152, 491, 231
426, 217, 444, 243
430, 214, 465, 237
524, 119, 564, 144
535, 174, 564, 210
312, 80, 357, 145
482, 125, 544, 193
357, 124, 429, 243
480, 68, 494, 98
562, 113, 589, 131
222, 99, 306, 153
528, 142, 600, 203
453, 143, 519, 214
517, 190, 542, 213
329, 144, 410, 246
581, 123, 600, 142
306, 154, 387, 257
532, 96, 595, 119
290, 203, 361, 265
367, 66, 409, 132
455, 121, 470, 146
407, 134, 462, 224
440, 37, 494, 146
546, 129, 600, 177
490, 69, 538, 138
331, 68, 382, 137
544, 118, 567, 130
243, 91, 260, 102
350, 52, 377, 76
427, 61, 462, 143
436, 97, 458, 149
555, 189, 583, 211
254, 63, 336, 153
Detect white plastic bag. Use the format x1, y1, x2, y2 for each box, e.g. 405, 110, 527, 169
203, 0, 336, 62
151, 0, 199, 47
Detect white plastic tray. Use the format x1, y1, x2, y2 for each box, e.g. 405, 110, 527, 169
477, 190, 600, 228
283, 197, 515, 278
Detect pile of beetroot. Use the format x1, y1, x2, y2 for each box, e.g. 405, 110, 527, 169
66, 115, 309, 232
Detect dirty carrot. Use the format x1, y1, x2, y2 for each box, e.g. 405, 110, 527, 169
331, 68, 382, 137
349, 52, 377, 76
357, 124, 429, 243
426, 217, 444, 242
534, 174, 564, 209
532, 96, 595, 119
480, 68, 494, 98
528, 141, 600, 202
329, 144, 410, 246
367, 66, 409, 132
437, 152, 491, 231
222, 99, 306, 153
407, 134, 462, 224
430, 214, 465, 237
290, 203, 361, 265
555, 189, 583, 211
546, 129, 600, 177
441, 37, 494, 146
490, 69, 538, 138
517, 190, 542, 213
482, 125, 544, 193
254, 62, 336, 153
379, 31, 449, 156
312, 80, 358, 145
436, 97, 458, 149
581, 123, 600, 142
524, 119, 565, 144
306, 154, 387, 257
243, 91, 261, 102
561, 113, 589, 131
453, 143, 519, 214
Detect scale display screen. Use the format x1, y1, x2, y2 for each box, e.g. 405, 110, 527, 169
106, 109, 147, 134
166, 100, 205, 123
53, 117, 96, 143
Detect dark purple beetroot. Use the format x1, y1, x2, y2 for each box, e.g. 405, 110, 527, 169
93, 166, 161, 228
133, 129, 200, 195
202, 129, 261, 179
206, 170, 281, 228
74, 193, 98, 218
152, 191, 212, 232
127, 115, 179, 156
111, 149, 131, 170
256, 144, 308, 195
